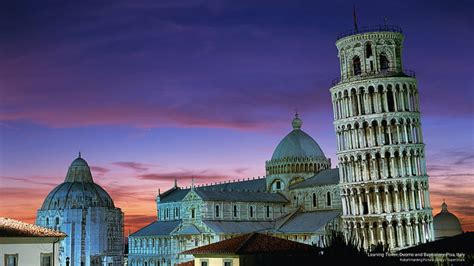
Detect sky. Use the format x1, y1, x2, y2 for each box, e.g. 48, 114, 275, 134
0, 0, 473, 234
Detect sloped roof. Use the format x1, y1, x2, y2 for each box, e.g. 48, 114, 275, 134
203, 221, 275, 234
159, 188, 190, 203
159, 178, 268, 204
276, 210, 341, 233
0, 217, 66, 238
290, 169, 339, 189
182, 233, 315, 255
130, 220, 180, 237
196, 189, 287, 203
175, 224, 202, 235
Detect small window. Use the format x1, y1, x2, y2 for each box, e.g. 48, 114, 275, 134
353, 56, 361, 75
5, 254, 18, 266
233, 205, 237, 217
266, 206, 270, 218
41, 253, 52, 266
380, 53, 389, 70
215, 205, 220, 218
326, 192, 331, 206
224, 260, 233, 266
366, 43, 372, 57
276, 180, 281, 190
191, 208, 195, 219
201, 261, 209, 266
249, 206, 254, 218
312, 193, 317, 208
55, 217, 59, 225
46, 217, 49, 226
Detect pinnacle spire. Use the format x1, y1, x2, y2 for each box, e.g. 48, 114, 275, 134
353, 4, 358, 32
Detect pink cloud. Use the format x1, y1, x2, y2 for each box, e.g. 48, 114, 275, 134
112, 162, 149, 172
0, 103, 279, 131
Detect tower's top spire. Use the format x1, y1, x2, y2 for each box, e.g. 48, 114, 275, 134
353, 4, 358, 32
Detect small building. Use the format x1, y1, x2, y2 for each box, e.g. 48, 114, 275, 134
181, 232, 318, 266
0, 217, 66, 266
433, 201, 463, 240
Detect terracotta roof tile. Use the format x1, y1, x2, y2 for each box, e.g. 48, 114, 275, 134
0, 217, 66, 238
182, 233, 315, 255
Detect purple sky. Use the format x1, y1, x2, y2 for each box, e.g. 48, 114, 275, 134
0, 0, 473, 232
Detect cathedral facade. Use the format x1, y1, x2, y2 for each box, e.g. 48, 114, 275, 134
128, 116, 342, 266
128, 26, 434, 266
36, 155, 124, 266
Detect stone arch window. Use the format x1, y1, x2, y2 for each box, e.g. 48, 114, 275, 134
215, 204, 220, 218
352, 56, 361, 76
326, 192, 331, 206
276, 180, 281, 190
387, 87, 395, 112
380, 53, 389, 70
365, 43, 373, 58
312, 193, 317, 208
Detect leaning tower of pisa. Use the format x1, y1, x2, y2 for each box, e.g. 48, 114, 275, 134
329, 25, 434, 250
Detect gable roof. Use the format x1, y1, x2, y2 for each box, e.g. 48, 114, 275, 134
0, 217, 66, 238
276, 210, 341, 233
130, 220, 180, 237
182, 233, 315, 255
159, 178, 274, 204
290, 169, 339, 189
159, 188, 190, 203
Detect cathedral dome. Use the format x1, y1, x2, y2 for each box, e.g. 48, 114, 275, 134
40, 154, 114, 210
433, 201, 463, 240
271, 115, 326, 160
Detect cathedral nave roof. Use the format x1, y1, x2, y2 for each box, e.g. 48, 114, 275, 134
130, 220, 181, 237
289, 168, 339, 190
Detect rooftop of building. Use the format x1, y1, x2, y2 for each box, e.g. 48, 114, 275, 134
336, 25, 403, 41
181, 232, 316, 255
0, 217, 66, 238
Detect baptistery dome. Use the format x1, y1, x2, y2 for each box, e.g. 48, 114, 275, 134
36, 153, 123, 266
433, 201, 463, 240
40, 154, 114, 210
